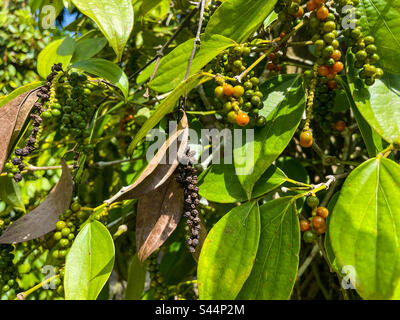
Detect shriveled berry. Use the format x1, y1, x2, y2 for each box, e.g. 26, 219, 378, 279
335, 120, 346, 132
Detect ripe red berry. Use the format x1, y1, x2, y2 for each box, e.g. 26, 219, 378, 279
235, 112, 250, 126
332, 61, 344, 73
318, 65, 329, 76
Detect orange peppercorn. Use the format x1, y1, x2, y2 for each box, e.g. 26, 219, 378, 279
236, 112, 250, 126
317, 6, 329, 20
300, 220, 311, 232
316, 207, 329, 218
312, 216, 326, 228
294, 6, 304, 18
318, 65, 329, 76
331, 50, 342, 61
332, 61, 344, 73
315, 224, 327, 234
334, 120, 346, 132
300, 131, 313, 148
223, 84, 234, 96
307, 1, 317, 11
327, 80, 337, 90
267, 62, 275, 70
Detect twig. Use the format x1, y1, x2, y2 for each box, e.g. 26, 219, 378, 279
184, 0, 206, 80
129, 7, 199, 81
297, 244, 319, 280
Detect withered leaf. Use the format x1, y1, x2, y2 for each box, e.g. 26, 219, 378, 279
0, 89, 39, 173
105, 112, 189, 205
0, 159, 73, 244
136, 176, 184, 262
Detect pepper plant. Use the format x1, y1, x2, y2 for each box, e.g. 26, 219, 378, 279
0, 0, 399, 301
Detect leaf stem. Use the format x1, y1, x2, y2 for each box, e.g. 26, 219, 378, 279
15, 274, 59, 300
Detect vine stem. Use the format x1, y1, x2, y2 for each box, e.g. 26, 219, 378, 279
129, 7, 199, 81
184, 0, 206, 81
15, 274, 59, 300
297, 244, 319, 280
237, 20, 305, 82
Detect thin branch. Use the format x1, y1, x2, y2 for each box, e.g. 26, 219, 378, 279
129, 7, 199, 81
297, 244, 319, 281
184, 0, 206, 80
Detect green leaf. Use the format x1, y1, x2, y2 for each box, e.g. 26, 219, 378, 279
71, 58, 129, 99
137, 34, 236, 92
71, 0, 134, 61
205, 0, 278, 43
37, 37, 76, 79
329, 157, 400, 299
234, 75, 306, 199
238, 197, 300, 300
71, 37, 108, 63
199, 164, 286, 203
0, 176, 25, 213
359, 0, 400, 74
125, 254, 146, 300
0, 81, 44, 108
324, 192, 340, 273
128, 72, 213, 155
339, 75, 385, 157
197, 201, 260, 300
64, 220, 115, 300
347, 52, 400, 144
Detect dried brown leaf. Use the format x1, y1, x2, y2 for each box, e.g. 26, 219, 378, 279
105, 112, 189, 204
0, 89, 39, 173
136, 176, 184, 262
0, 159, 73, 244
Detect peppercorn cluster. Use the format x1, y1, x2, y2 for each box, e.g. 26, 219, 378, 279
300, 195, 329, 243
176, 149, 201, 254
10, 63, 63, 182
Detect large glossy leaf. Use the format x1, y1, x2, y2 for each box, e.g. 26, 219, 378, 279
125, 254, 146, 300
339, 76, 384, 157
329, 157, 400, 299
359, 0, 400, 74
71, 59, 129, 99
234, 75, 306, 199
197, 201, 260, 300
71, 37, 108, 63
137, 34, 236, 92
128, 72, 213, 154
37, 37, 76, 79
65, 220, 115, 300
347, 52, 400, 144
238, 197, 300, 300
71, 0, 134, 61
205, 0, 278, 43
0, 177, 25, 213
199, 164, 287, 203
